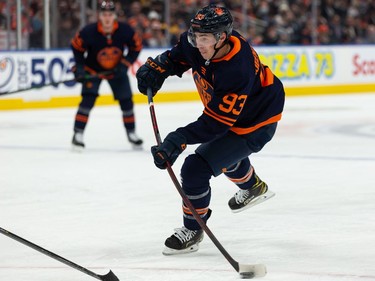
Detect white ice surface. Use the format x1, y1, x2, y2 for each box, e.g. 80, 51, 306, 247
0, 93, 374, 281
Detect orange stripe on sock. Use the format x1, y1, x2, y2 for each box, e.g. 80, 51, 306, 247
227, 166, 254, 184
75, 114, 88, 123
182, 205, 208, 216
123, 116, 135, 123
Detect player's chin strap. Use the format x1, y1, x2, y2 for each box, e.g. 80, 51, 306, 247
205, 36, 228, 66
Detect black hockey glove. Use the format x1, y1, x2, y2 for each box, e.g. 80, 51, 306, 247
151, 131, 187, 169
136, 54, 173, 95
72, 64, 86, 83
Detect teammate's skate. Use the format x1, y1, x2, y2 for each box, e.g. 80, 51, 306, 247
127, 130, 143, 149
163, 226, 204, 255
228, 173, 275, 213
71, 132, 85, 152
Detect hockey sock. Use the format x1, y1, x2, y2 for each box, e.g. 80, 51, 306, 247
119, 99, 135, 131
181, 154, 213, 230
224, 158, 257, 189
74, 95, 96, 132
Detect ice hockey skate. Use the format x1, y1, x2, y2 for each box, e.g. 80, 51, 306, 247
127, 131, 143, 149
71, 132, 85, 152
162, 226, 204, 255
228, 173, 275, 213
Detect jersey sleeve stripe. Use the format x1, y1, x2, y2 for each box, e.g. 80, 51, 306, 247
129, 32, 143, 52
260, 65, 275, 87
71, 33, 85, 52
230, 113, 282, 135
204, 106, 237, 123
203, 108, 235, 126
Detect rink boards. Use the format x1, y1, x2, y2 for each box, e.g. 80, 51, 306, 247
0, 45, 374, 110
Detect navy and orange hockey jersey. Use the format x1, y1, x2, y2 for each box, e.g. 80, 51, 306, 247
165, 30, 285, 144
71, 21, 142, 73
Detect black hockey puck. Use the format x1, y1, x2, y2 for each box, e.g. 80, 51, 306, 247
239, 271, 255, 279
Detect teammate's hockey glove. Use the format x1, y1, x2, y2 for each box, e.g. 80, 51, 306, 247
151, 131, 187, 169
72, 64, 86, 83
136, 54, 173, 95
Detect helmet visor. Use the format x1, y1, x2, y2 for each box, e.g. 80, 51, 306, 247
188, 27, 220, 48
188, 27, 197, 47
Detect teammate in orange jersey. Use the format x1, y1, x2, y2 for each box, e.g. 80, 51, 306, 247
136, 4, 285, 255
70, 1, 143, 151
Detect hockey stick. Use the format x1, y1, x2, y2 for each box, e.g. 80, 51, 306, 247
0, 226, 120, 281
146, 87, 266, 279
0, 70, 113, 96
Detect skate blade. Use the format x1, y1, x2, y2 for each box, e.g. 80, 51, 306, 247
232, 190, 275, 213
162, 244, 200, 256
71, 144, 84, 153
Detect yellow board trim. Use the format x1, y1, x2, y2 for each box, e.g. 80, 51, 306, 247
0, 83, 374, 110
285, 83, 375, 96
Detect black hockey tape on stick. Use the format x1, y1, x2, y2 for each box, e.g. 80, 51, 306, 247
0, 226, 120, 281
0, 70, 113, 96
146, 87, 267, 278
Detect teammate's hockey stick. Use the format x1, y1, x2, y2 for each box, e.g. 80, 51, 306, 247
146, 87, 266, 279
0, 226, 120, 281
0, 70, 113, 96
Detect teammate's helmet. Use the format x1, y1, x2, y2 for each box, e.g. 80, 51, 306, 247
188, 5, 233, 47
100, 1, 115, 12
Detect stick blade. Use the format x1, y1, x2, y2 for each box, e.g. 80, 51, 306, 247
99, 270, 120, 281
238, 264, 267, 279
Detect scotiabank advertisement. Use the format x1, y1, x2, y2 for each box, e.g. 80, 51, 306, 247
0, 45, 374, 107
